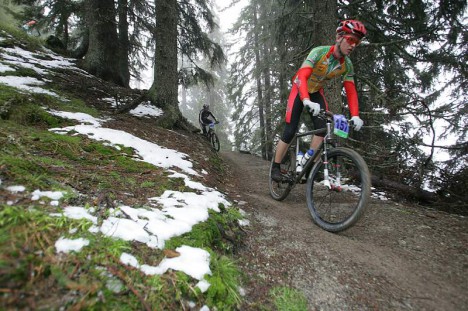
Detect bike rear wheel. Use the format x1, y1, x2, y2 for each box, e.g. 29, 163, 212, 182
269, 147, 295, 201
210, 132, 220, 151
306, 147, 371, 232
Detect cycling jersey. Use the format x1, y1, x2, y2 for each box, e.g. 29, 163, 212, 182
199, 109, 217, 125
285, 45, 359, 123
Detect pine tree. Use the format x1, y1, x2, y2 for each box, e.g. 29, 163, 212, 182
338, 0, 467, 206
83, 0, 125, 86
148, 0, 225, 129
228, 0, 337, 158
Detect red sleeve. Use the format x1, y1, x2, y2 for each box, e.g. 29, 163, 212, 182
343, 80, 359, 117
294, 67, 313, 101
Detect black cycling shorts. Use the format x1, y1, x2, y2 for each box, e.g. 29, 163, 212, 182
281, 91, 327, 144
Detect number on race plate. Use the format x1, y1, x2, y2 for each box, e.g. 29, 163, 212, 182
333, 114, 349, 138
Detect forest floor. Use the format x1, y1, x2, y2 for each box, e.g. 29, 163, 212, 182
220, 151, 467, 311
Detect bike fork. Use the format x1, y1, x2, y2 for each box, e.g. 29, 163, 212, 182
322, 144, 343, 192
322, 128, 332, 189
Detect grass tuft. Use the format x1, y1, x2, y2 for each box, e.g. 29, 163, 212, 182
206, 255, 241, 310
270, 286, 308, 311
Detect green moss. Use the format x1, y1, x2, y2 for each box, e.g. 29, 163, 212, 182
209, 154, 225, 172
115, 156, 142, 172
270, 286, 308, 311
0, 85, 19, 103
0, 155, 52, 189
206, 255, 241, 310
47, 97, 100, 117
0, 66, 39, 78
6, 101, 62, 127
82, 142, 117, 156
140, 181, 155, 188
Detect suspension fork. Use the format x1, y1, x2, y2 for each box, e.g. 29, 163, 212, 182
322, 120, 334, 189
321, 121, 344, 192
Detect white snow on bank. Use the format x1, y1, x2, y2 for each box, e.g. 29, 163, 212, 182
120, 245, 211, 280
0, 35, 228, 285
53, 123, 197, 175
0, 75, 58, 96
6, 185, 26, 193
48, 109, 107, 126
0, 37, 164, 118
55, 188, 229, 249
88, 98, 163, 118
129, 102, 163, 118
55, 237, 90, 253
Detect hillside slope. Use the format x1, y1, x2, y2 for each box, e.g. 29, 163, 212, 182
0, 28, 245, 310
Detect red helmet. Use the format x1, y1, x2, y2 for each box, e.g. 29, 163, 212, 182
336, 20, 367, 38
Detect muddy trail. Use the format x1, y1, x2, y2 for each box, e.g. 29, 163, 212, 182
220, 151, 467, 311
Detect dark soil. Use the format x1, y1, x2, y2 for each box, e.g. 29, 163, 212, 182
220, 151, 468, 311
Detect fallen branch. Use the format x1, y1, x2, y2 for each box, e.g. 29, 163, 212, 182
116, 92, 148, 114
106, 265, 152, 311
370, 175, 439, 204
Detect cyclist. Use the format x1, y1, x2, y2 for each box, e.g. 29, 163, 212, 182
22, 20, 41, 36
199, 104, 218, 136
271, 20, 366, 182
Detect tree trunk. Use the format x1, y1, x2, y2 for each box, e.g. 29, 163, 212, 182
84, 0, 125, 86
313, 0, 340, 112
149, 0, 182, 128
262, 42, 273, 160
253, 3, 266, 159
118, 0, 130, 87
276, 42, 288, 142
57, 0, 69, 48
71, 28, 89, 59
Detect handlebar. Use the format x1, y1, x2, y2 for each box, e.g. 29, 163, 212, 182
317, 110, 333, 118
318, 110, 357, 125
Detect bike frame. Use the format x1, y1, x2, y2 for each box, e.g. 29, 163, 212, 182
270, 111, 371, 232
288, 113, 337, 186
207, 123, 215, 138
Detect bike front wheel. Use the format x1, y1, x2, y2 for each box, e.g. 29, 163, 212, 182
269, 147, 295, 201
210, 132, 220, 151
306, 147, 371, 232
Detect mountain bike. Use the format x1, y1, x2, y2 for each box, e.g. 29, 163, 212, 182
207, 121, 220, 152
269, 111, 371, 232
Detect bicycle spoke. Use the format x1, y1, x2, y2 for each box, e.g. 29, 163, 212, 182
306, 148, 370, 232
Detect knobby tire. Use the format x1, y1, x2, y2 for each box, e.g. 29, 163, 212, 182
306, 147, 371, 232
210, 132, 220, 152
269, 147, 295, 201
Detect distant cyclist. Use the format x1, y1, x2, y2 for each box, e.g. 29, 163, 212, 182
199, 104, 218, 136
271, 20, 367, 182
22, 20, 41, 37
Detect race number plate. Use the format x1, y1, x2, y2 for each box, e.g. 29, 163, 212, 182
333, 114, 349, 138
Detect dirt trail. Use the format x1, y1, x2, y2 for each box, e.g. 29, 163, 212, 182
221, 151, 467, 311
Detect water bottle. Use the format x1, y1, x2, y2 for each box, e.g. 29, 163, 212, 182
296, 151, 304, 173
300, 149, 314, 166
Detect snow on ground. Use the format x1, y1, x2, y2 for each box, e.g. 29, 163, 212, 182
0, 36, 232, 301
